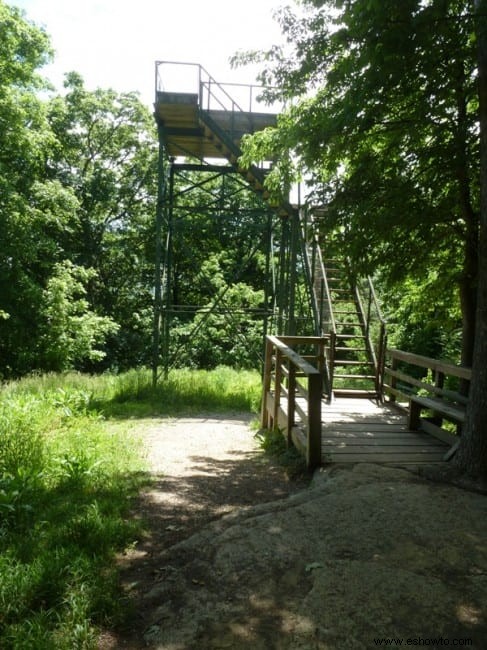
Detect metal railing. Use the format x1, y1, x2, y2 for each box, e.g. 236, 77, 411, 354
155, 60, 280, 115
299, 210, 335, 398
354, 274, 387, 398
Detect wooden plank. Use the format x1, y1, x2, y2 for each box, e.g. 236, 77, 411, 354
295, 401, 307, 423
419, 419, 458, 445
267, 335, 321, 376
291, 427, 307, 457
277, 335, 329, 346
322, 418, 406, 427
443, 439, 461, 461
387, 348, 471, 380
321, 422, 409, 431
287, 364, 296, 446
324, 452, 446, 463
322, 432, 445, 443
269, 384, 450, 468
385, 368, 468, 405
307, 372, 322, 468
322, 441, 446, 450
261, 338, 273, 428
409, 395, 465, 423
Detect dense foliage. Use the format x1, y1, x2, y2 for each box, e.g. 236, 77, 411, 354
235, 0, 487, 475
236, 0, 479, 366
0, 2, 269, 378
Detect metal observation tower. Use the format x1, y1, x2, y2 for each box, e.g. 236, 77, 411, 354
151, 61, 308, 382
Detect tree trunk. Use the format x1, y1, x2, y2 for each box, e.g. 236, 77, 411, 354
454, 0, 487, 478
454, 59, 479, 371
459, 236, 478, 371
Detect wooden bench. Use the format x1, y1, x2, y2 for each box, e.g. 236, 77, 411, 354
408, 394, 466, 431
383, 349, 470, 460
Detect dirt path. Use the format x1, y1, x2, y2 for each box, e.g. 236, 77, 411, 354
101, 414, 487, 650
102, 413, 308, 649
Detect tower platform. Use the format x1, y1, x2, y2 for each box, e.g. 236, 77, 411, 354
154, 61, 278, 161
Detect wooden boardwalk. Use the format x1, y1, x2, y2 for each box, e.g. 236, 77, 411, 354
319, 398, 448, 464
262, 337, 464, 468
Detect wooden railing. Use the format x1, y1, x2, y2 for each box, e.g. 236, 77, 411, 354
261, 338, 473, 467
383, 348, 471, 446
261, 335, 325, 468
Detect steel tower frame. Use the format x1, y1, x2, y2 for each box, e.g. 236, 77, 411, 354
151, 62, 314, 383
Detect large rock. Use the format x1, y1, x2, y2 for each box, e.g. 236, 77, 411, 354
142, 464, 487, 649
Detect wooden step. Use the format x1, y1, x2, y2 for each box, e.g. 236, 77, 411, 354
334, 373, 376, 380
335, 346, 368, 352
336, 333, 367, 340
332, 389, 378, 398
334, 360, 374, 366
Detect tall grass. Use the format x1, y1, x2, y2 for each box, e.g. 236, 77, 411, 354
0, 366, 261, 648
98, 365, 262, 417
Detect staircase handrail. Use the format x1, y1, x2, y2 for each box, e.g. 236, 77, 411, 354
299, 209, 336, 398
366, 275, 386, 327
297, 209, 333, 397
353, 272, 387, 399
315, 239, 337, 336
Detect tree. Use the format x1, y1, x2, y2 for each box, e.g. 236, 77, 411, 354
237, 0, 479, 368
454, 0, 487, 478
46, 73, 159, 369
39, 261, 119, 371
0, 3, 159, 376
238, 0, 486, 476
0, 1, 61, 376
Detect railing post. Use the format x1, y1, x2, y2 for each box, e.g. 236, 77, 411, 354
261, 336, 273, 428
287, 364, 296, 446
377, 325, 387, 402
319, 278, 325, 332
311, 237, 317, 287
273, 349, 283, 429
390, 353, 398, 403
307, 372, 322, 468
329, 330, 336, 398
366, 284, 372, 339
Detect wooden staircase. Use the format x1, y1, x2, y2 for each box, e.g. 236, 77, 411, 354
324, 258, 379, 398
304, 222, 386, 401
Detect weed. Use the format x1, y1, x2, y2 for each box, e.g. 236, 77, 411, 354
254, 427, 310, 480
98, 366, 261, 417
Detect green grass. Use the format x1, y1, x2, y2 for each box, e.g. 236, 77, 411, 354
254, 427, 309, 480
95, 365, 262, 417
0, 366, 261, 648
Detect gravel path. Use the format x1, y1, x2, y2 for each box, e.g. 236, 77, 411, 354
102, 413, 308, 648
100, 415, 487, 650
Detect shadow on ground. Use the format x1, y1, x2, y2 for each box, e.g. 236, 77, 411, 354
103, 419, 311, 649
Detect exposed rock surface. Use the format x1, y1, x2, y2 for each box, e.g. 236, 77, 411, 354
108, 416, 487, 649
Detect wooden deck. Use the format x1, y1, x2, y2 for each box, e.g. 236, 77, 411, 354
319, 398, 448, 464
261, 336, 460, 468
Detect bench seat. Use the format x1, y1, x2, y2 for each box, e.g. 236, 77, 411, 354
408, 394, 466, 431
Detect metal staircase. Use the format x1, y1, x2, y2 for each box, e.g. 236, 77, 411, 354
324, 258, 379, 398
303, 213, 387, 400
